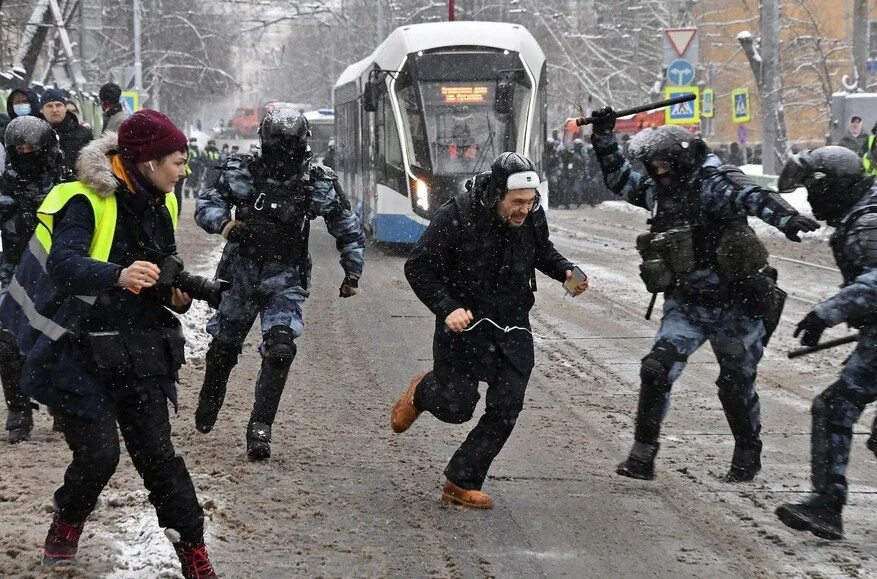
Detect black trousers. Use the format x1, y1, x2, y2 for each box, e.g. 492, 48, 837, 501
414, 356, 530, 490
55, 377, 204, 543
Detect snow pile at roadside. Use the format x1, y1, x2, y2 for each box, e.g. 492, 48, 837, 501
178, 244, 225, 360
97, 489, 219, 578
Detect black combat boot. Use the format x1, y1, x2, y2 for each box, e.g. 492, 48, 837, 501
616, 441, 659, 480
2, 354, 32, 443
246, 421, 272, 461
6, 408, 33, 444
246, 328, 295, 461
724, 440, 762, 482
195, 341, 239, 434
776, 493, 844, 540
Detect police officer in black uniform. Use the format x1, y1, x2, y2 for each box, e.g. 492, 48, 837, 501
0, 116, 67, 442
775, 147, 877, 540
194, 108, 365, 460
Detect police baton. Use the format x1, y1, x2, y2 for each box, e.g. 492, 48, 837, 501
787, 334, 859, 359
574, 94, 698, 127
645, 292, 658, 321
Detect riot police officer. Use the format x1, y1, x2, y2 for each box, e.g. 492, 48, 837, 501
194, 107, 365, 460
0, 116, 67, 442
774, 147, 877, 540
590, 108, 820, 482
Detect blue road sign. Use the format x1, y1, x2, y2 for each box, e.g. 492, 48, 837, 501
666, 59, 695, 86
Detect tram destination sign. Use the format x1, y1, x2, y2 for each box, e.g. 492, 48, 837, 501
439, 85, 490, 105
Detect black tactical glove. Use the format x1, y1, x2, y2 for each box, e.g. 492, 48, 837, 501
782, 215, 820, 242
794, 311, 828, 347
590, 106, 616, 137
339, 274, 359, 298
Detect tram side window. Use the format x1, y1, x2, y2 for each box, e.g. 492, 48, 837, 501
529, 70, 547, 177
375, 93, 406, 195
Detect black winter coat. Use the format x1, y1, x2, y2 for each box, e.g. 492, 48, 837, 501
405, 192, 573, 374
54, 112, 93, 175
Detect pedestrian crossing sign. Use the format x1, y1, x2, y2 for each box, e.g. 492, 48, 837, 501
702, 88, 714, 118
732, 88, 751, 123
664, 87, 700, 125
120, 91, 140, 114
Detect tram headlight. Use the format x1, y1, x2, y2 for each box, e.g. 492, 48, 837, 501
414, 178, 430, 211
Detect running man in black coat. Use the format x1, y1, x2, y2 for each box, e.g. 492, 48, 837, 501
392, 153, 589, 509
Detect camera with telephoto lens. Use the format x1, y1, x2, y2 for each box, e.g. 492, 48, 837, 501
156, 254, 229, 309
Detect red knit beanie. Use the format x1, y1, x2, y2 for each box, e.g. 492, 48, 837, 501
117, 109, 188, 163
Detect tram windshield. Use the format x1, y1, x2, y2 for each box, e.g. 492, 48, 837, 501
396, 51, 532, 176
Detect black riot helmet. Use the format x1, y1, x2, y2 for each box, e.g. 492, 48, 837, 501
777, 146, 872, 222
4, 115, 59, 178
259, 107, 312, 178
474, 152, 541, 209
628, 125, 708, 187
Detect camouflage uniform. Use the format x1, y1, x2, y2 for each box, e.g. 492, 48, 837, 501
593, 131, 801, 474
195, 154, 365, 348
808, 188, 877, 505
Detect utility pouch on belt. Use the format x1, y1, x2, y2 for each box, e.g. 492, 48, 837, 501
636, 226, 696, 293
762, 285, 786, 346
85, 331, 132, 372
85, 326, 185, 378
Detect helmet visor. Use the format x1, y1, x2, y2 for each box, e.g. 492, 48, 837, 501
777, 154, 810, 194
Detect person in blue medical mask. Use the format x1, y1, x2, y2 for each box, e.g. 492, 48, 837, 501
6, 89, 41, 120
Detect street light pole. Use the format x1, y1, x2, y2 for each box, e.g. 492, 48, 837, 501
133, 0, 143, 90
449, 0, 455, 21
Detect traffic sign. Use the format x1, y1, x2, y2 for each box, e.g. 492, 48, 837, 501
666, 59, 695, 86
732, 88, 751, 123
702, 88, 714, 118
666, 28, 697, 56
663, 28, 699, 68
664, 87, 700, 125
120, 90, 140, 114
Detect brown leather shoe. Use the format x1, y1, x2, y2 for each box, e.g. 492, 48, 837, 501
391, 372, 426, 433
441, 480, 494, 509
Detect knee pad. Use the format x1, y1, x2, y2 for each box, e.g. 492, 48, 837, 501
263, 326, 296, 366
640, 340, 680, 392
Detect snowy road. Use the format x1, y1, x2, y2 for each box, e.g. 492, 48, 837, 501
1, 201, 876, 577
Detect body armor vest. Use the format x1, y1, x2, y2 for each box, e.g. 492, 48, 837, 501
236, 177, 310, 264
831, 205, 877, 285
650, 174, 745, 271
831, 204, 877, 328
1, 170, 58, 265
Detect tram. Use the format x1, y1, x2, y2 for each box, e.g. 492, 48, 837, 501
333, 21, 548, 243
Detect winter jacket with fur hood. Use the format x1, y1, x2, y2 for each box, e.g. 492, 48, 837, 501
10, 133, 183, 420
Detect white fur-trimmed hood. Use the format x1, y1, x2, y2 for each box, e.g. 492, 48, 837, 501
75, 132, 120, 198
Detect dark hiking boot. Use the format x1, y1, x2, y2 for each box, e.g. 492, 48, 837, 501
776, 493, 844, 540
615, 441, 658, 480
195, 342, 239, 434
42, 513, 85, 565
724, 440, 762, 482
167, 530, 218, 579
6, 408, 33, 444
246, 421, 271, 461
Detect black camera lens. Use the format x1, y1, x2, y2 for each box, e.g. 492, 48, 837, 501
175, 271, 229, 309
